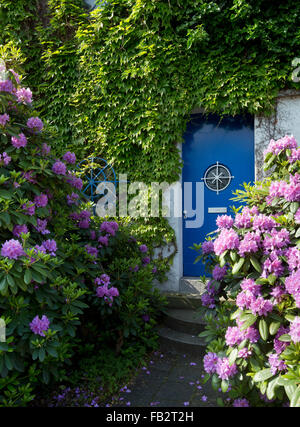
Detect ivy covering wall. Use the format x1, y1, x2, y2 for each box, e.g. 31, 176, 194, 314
0, 0, 300, 184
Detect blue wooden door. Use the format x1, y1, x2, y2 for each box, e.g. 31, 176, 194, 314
182, 114, 254, 277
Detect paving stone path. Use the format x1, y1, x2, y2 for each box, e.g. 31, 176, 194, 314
111, 350, 221, 408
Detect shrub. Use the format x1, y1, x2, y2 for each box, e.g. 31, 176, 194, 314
194, 135, 300, 407
0, 65, 165, 406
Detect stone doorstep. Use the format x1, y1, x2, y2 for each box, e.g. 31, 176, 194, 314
161, 292, 203, 310
179, 277, 208, 294
163, 308, 206, 336
157, 326, 206, 357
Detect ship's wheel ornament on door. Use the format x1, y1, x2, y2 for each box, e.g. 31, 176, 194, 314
202, 162, 234, 195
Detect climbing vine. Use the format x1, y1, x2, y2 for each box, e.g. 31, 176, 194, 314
0, 0, 299, 183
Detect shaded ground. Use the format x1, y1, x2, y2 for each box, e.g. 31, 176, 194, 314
108, 350, 222, 408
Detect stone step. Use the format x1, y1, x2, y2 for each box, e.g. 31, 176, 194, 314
157, 326, 206, 356
179, 277, 207, 294
163, 308, 206, 335
162, 292, 204, 310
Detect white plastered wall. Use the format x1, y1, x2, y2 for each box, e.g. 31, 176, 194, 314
156, 92, 300, 293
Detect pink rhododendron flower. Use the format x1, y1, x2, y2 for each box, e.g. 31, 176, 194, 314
13, 224, 28, 237
98, 235, 109, 247
290, 316, 300, 343
0, 152, 11, 165
212, 264, 227, 281
233, 398, 250, 407
225, 326, 243, 347
85, 245, 98, 258
294, 208, 300, 224
214, 228, 239, 256
63, 151, 76, 164
11, 133, 27, 148
16, 87, 32, 104
1, 239, 24, 259
285, 270, 300, 306
34, 193, 48, 208
0, 79, 14, 93
274, 326, 290, 354
216, 215, 234, 229
216, 357, 237, 380
27, 116, 43, 132
203, 352, 219, 374
41, 143, 51, 156
268, 353, 287, 375
52, 161, 67, 175
240, 278, 261, 296
34, 219, 50, 235
0, 113, 9, 126
288, 148, 300, 163
30, 315, 50, 337
22, 201, 35, 216
264, 135, 298, 156
238, 231, 260, 256
201, 240, 214, 254
236, 290, 256, 310
238, 348, 252, 359
250, 296, 273, 317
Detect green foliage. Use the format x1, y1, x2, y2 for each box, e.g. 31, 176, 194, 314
0, 1, 300, 183
0, 67, 166, 406
197, 136, 300, 407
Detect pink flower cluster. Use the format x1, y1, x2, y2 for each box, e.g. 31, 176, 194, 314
11, 133, 27, 149
238, 231, 260, 257
70, 210, 91, 229
85, 245, 98, 258
0, 113, 9, 126
67, 192, 79, 206
214, 228, 239, 256
29, 315, 50, 337
201, 240, 214, 255
285, 270, 300, 308
16, 87, 32, 104
95, 274, 119, 306
1, 239, 24, 259
34, 193, 48, 208
290, 316, 300, 343
234, 206, 259, 229
268, 174, 300, 203
13, 224, 28, 238
264, 135, 297, 156
212, 264, 227, 281
0, 151, 11, 165
225, 320, 259, 347
268, 353, 287, 375
27, 116, 43, 132
236, 278, 273, 317
35, 218, 50, 235
22, 201, 35, 216
66, 172, 83, 190
52, 160, 67, 176
288, 148, 300, 163
100, 221, 119, 236
35, 239, 57, 256
63, 151, 76, 165
216, 215, 234, 229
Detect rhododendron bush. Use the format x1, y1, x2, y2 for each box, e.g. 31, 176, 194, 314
194, 135, 300, 407
0, 66, 165, 406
